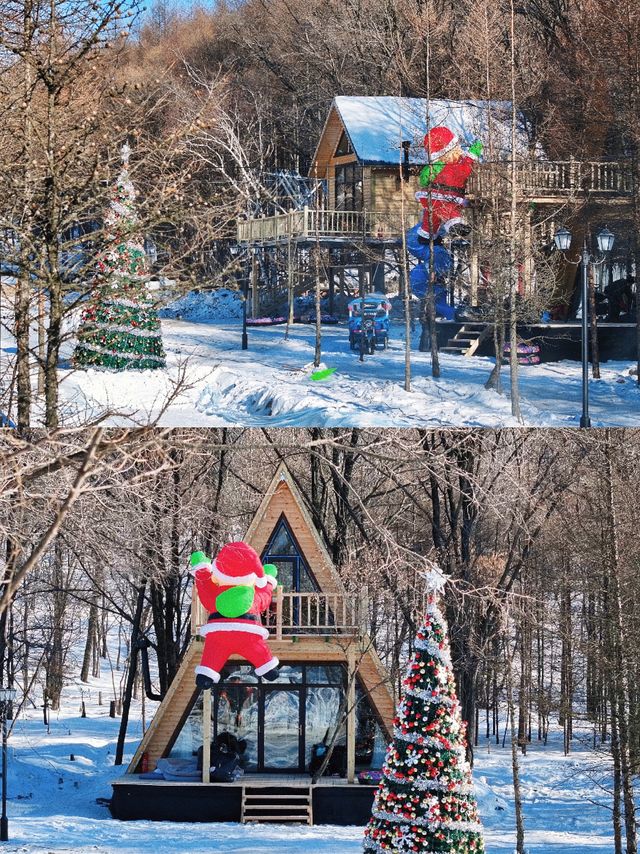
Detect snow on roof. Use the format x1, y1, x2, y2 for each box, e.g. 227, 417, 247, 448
333, 96, 534, 164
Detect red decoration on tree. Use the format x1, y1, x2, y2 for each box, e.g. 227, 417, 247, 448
363, 570, 485, 853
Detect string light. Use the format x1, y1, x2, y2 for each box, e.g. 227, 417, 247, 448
363, 572, 485, 854
74, 145, 166, 372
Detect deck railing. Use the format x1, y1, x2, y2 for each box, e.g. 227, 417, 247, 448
191, 587, 365, 640
468, 159, 633, 199
237, 207, 403, 244
238, 161, 633, 244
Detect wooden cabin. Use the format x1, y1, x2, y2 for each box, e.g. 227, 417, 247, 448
110, 463, 395, 826
238, 96, 634, 329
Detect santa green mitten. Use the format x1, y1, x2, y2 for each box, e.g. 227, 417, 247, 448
468, 139, 483, 160
263, 563, 279, 588
419, 161, 445, 187
189, 551, 211, 575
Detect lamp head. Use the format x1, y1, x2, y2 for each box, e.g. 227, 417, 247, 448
597, 227, 615, 253
554, 226, 572, 252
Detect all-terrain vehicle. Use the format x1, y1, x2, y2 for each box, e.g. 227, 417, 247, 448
347, 294, 391, 354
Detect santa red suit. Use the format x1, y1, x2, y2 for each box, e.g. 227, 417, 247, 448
415, 126, 481, 240
190, 542, 279, 688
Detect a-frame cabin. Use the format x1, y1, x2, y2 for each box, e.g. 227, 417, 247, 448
110, 463, 395, 825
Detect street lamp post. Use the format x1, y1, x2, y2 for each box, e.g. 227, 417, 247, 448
242, 256, 249, 351
0, 688, 16, 842
554, 226, 615, 428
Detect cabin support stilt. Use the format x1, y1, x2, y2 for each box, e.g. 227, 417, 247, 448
251, 250, 259, 318
347, 647, 356, 784
202, 688, 211, 783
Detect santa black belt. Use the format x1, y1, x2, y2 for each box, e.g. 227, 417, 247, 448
208, 611, 258, 622
432, 182, 465, 195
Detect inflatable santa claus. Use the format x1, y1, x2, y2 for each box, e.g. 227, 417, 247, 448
415, 126, 482, 240
189, 542, 279, 689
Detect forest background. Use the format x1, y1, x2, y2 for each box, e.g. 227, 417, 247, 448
1, 426, 639, 850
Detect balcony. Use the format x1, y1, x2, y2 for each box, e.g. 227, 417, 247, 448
191, 588, 365, 640
467, 159, 633, 200
237, 161, 633, 245
237, 208, 403, 245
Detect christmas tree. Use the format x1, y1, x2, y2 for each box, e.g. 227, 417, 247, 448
74, 144, 166, 371
363, 569, 485, 854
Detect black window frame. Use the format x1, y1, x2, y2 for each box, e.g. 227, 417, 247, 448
334, 162, 363, 212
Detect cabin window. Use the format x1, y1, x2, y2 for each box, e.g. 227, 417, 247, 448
168, 664, 351, 775
335, 163, 363, 211
262, 517, 318, 594
355, 684, 388, 771
335, 131, 354, 157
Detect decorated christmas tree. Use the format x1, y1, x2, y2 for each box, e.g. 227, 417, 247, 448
74, 144, 166, 371
363, 569, 485, 854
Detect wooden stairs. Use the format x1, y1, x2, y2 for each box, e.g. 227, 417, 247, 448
441, 323, 490, 357
241, 785, 313, 825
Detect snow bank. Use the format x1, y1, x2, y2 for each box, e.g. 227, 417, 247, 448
160, 288, 244, 323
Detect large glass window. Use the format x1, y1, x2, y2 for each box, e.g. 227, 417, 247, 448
335, 131, 354, 157
335, 163, 363, 211
169, 691, 204, 761
216, 681, 259, 771
355, 685, 388, 771
167, 664, 351, 775
305, 686, 343, 769
262, 688, 302, 771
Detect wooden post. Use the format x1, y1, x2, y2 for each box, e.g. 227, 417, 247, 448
470, 245, 479, 307
191, 585, 200, 636
202, 688, 211, 784
346, 647, 356, 784
523, 208, 533, 298
276, 585, 284, 641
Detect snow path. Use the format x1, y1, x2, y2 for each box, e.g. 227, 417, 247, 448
49, 319, 640, 427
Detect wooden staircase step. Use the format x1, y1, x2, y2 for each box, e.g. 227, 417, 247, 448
244, 804, 309, 817
244, 795, 310, 801
241, 784, 313, 826
244, 814, 311, 822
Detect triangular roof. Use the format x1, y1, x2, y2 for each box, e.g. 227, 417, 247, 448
245, 462, 344, 596
312, 95, 536, 176
126, 463, 395, 774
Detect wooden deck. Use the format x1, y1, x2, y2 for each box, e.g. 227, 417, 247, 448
111, 773, 376, 824
467, 159, 633, 201
237, 208, 403, 245
113, 773, 361, 788
238, 160, 633, 245
191, 588, 366, 639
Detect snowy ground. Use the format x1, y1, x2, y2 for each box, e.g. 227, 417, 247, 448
5, 704, 618, 853
3, 661, 620, 854
2, 289, 639, 426
4, 317, 638, 428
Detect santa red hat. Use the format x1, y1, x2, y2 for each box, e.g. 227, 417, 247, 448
193, 541, 276, 589
423, 126, 459, 161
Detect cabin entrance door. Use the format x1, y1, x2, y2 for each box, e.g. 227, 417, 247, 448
259, 686, 304, 772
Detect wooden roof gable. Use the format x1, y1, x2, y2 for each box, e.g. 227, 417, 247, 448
245, 462, 343, 597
